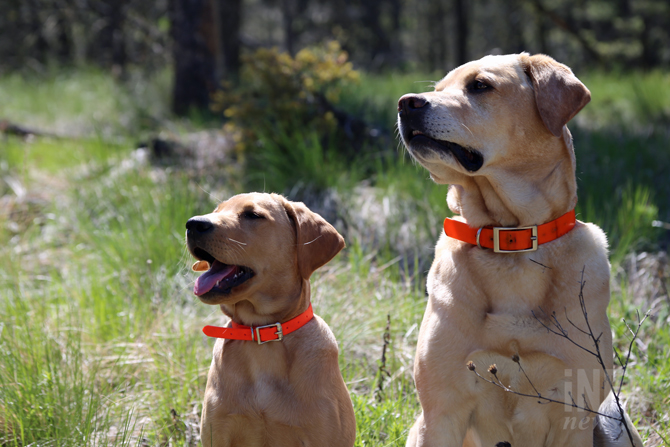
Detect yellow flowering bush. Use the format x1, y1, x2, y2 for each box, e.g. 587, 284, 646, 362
212, 41, 360, 154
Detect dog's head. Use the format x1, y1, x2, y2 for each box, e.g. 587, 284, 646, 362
186, 193, 344, 315
398, 53, 590, 227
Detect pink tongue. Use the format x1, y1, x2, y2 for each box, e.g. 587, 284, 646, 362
194, 261, 236, 296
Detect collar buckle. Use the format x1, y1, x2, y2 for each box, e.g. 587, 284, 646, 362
492, 225, 538, 253
255, 323, 284, 345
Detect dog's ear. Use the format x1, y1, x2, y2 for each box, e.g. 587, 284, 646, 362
283, 200, 345, 280
525, 54, 591, 137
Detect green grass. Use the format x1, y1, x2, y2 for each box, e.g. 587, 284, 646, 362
244, 128, 367, 194
1, 137, 128, 174
339, 71, 442, 130
0, 142, 427, 444
580, 70, 670, 130
1, 67, 669, 446
573, 125, 669, 264
0, 67, 172, 138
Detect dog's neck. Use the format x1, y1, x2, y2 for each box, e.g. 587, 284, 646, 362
219, 279, 312, 328
448, 131, 578, 228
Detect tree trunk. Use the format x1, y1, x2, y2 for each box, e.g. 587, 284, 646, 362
281, 0, 296, 55
454, 0, 468, 65
361, 0, 392, 68
537, 11, 548, 54
170, 0, 216, 115
97, 0, 128, 70
110, 0, 127, 69
421, 0, 448, 71
639, 15, 655, 69
220, 0, 242, 78
27, 0, 49, 65
505, 0, 525, 54
389, 0, 402, 64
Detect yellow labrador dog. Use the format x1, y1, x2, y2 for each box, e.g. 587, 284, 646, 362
186, 193, 356, 447
398, 54, 642, 447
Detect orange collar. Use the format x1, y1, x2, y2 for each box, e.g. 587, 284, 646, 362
443, 209, 576, 253
202, 304, 314, 345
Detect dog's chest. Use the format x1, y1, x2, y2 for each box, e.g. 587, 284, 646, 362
425, 235, 574, 352
245, 373, 295, 410
430, 238, 555, 309
217, 349, 299, 412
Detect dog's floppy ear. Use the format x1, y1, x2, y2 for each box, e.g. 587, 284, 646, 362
283, 200, 345, 280
525, 54, 591, 137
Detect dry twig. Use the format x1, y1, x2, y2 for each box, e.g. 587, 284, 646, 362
375, 314, 392, 402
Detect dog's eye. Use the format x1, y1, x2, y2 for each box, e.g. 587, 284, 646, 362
241, 210, 265, 220
471, 80, 490, 91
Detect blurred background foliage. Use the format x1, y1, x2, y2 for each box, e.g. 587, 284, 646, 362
2, 0, 670, 73
1, 0, 669, 110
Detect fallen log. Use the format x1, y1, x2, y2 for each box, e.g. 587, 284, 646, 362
0, 119, 61, 139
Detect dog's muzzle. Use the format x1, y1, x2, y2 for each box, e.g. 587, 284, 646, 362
397, 94, 484, 172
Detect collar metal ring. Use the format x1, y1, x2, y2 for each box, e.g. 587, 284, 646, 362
476, 227, 484, 249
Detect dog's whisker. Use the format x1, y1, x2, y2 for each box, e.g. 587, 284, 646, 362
228, 237, 247, 246
197, 183, 223, 203
226, 246, 245, 261
460, 123, 474, 137
396, 140, 405, 155
414, 79, 437, 91
230, 248, 247, 265
178, 282, 196, 293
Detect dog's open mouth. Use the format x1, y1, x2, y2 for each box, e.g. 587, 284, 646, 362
406, 129, 484, 172
191, 248, 254, 297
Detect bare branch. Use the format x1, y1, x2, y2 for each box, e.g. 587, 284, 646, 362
532, 308, 598, 357
529, 258, 553, 270
514, 356, 541, 398
375, 314, 392, 402
573, 267, 637, 445
469, 366, 616, 421
563, 306, 590, 336
617, 310, 650, 397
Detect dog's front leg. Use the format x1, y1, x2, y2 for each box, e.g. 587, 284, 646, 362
200, 421, 232, 447
406, 409, 473, 447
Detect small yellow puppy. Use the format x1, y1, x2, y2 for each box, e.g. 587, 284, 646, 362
186, 193, 355, 447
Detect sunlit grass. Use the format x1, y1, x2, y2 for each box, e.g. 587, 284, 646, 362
0, 150, 429, 444
0, 67, 172, 138
0, 136, 129, 175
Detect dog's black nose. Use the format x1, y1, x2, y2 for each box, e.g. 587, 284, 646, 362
398, 95, 428, 114
186, 216, 214, 234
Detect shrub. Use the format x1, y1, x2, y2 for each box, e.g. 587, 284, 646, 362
212, 41, 360, 156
